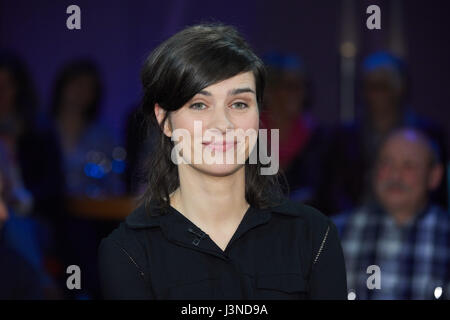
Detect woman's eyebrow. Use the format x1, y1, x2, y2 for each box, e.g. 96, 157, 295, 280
228, 87, 255, 96
197, 87, 255, 97
197, 90, 212, 96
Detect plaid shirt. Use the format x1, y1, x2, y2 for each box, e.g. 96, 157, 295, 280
333, 203, 450, 299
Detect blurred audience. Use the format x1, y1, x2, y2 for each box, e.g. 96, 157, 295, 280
260, 52, 330, 205
322, 51, 447, 214
333, 128, 450, 299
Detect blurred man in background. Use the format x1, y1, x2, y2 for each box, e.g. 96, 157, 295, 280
322, 52, 447, 214
334, 128, 450, 299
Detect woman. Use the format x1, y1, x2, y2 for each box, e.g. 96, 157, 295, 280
51, 59, 124, 198
98, 23, 347, 300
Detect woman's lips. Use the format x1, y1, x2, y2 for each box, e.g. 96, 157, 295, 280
202, 141, 237, 152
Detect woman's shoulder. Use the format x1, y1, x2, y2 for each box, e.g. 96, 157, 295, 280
97, 206, 155, 298
269, 199, 331, 227
268, 199, 337, 247
268, 199, 343, 282
98, 216, 151, 282
100, 221, 135, 248
99, 203, 162, 253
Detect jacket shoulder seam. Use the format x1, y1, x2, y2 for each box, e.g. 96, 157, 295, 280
108, 237, 146, 279
313, 224, 330, 265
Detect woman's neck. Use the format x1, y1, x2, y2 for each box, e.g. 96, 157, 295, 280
170, 165, 249, 232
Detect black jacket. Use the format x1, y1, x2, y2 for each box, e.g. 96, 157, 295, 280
98, 199, 347, 300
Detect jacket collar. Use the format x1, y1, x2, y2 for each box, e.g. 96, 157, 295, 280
125, 202, 161, 229
270, 198, 305, 216
125, 198, 302, 258
125, 198, 301, 230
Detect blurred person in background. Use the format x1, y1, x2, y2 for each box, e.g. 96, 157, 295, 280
0, 51, 65, 220
50, 59, 128, 299
0, 171, 45, 299
0, 140, 61, 298
0, 51, 65, 297
50, 59, 125, 198
261, 52, 329, 207
322, 51, 447, 214
333, 128, 450, 299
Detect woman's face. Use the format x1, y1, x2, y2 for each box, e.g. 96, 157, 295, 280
61, 73, 97, 113
158, 71, 260, 177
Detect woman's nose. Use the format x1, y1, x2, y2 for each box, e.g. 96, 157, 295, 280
209, 106, 234, 133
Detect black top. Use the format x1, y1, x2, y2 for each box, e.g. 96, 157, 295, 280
98, 199, 347, 300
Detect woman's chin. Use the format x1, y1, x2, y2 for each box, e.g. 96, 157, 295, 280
192, 163, 244, 177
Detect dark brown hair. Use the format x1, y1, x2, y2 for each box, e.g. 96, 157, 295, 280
51, 59, 102, 125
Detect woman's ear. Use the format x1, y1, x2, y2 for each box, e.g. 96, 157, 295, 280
154, 103, 172, 137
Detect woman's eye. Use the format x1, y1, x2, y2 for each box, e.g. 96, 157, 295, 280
231, 102, 248, 109
189, 103, 207, 110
